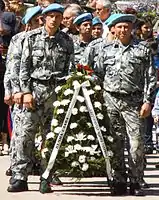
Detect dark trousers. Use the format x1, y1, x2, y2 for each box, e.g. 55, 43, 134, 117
144, 114, 154, 147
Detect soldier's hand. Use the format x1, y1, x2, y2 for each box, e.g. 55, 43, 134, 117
13, 92, 23, 105
140, 102, 151, 118
23, 93, 34, 109
4, 95, 13, 105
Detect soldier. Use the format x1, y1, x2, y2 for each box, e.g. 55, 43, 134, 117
4, 6, 43, 106
7, 3, 74, 193
4, 4, 43, 180
73, 12, 93, 65
79, 13, 117, 70
96, 14, 156, 196
92, 16, 103, 39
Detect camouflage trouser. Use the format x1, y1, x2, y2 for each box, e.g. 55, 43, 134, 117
11, 82, 56, 181
103, 91, 145, 183
9, 105, 17, 171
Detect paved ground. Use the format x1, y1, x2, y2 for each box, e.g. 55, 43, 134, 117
0, 154, 159, 200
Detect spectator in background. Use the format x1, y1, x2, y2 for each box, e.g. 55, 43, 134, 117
62, 4, 82, 38
36, 0, 55, 7
86, 0, 97, 9
0, 0, 16, 156
8, 1, 26, 33
95, 0, 111, 38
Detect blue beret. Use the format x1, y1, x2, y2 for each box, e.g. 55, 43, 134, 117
106, 14, 136, 28
92, 17, 102, 26
42, 3, 64, 14
73, 13, 92, 25
22, 6, 42, 25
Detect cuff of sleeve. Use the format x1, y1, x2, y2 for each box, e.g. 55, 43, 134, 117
21, 87, 31, 94
13, 87, 21, 94
4, 90, 12, 97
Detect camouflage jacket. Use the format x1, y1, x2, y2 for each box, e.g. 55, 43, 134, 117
79, 37, 105, 70
96, 39, 157, 103
73, 36, 93, 66
20, 26, 74, 94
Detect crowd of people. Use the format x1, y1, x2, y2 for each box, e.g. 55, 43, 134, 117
0, 0, 159, 196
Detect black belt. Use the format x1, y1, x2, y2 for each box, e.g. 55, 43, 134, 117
31, 77, 56, 85
31, 77, 66, 85
107, 91, 142, 98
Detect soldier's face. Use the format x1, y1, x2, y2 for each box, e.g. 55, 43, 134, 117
45, 12, 63, 30
77, 21, 92, 35
114, 22, 133, 41
30, 14, 44, 29
92, 24, 103, 39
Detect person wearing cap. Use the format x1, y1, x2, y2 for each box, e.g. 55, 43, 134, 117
94, 13, 156, 196
4, 5, 43, 107
7, 3, 74, 193
79, 13, 117, 73
92, 16, 103, 39
73, 12, 93, 65
4, 4, 42, 189
4, 3, 44, 180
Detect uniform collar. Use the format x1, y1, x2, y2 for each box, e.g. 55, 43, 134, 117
41, 26, 60, 39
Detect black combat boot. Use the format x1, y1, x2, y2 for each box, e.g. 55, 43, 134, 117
139, 178, 149, 189
110, 181, 127, 196
129, 182, 145, 196
155, 162, 159, 168
5, 167, 12, 176
7, 180, 28, 192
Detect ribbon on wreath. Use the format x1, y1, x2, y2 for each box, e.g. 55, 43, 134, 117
42, 81, 81, 180
82, 82, 113, 181
42, 81, 112, 182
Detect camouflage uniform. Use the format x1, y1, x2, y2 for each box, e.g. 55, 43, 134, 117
62, 27, 78, 42
73, 36, 93, 65
12, 26, 74, 181
79, 38, 105, 72
96, 40, 156, 184
4, 31, 28, 173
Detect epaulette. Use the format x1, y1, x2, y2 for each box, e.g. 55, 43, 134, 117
102, 40, 114, 48
138, 40, 149, 47
26, 27, 43, 38
88, 38, 104, 47
12, 31, 25, 41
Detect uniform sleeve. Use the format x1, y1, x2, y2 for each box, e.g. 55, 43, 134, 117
19, 36, 32, 94
4, 39, 13, 96
95, 48, 106, 81
79, 45, 94, 67
144, 48, 157, 103
9, 37, 24, 94
66, 38, 75, 74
